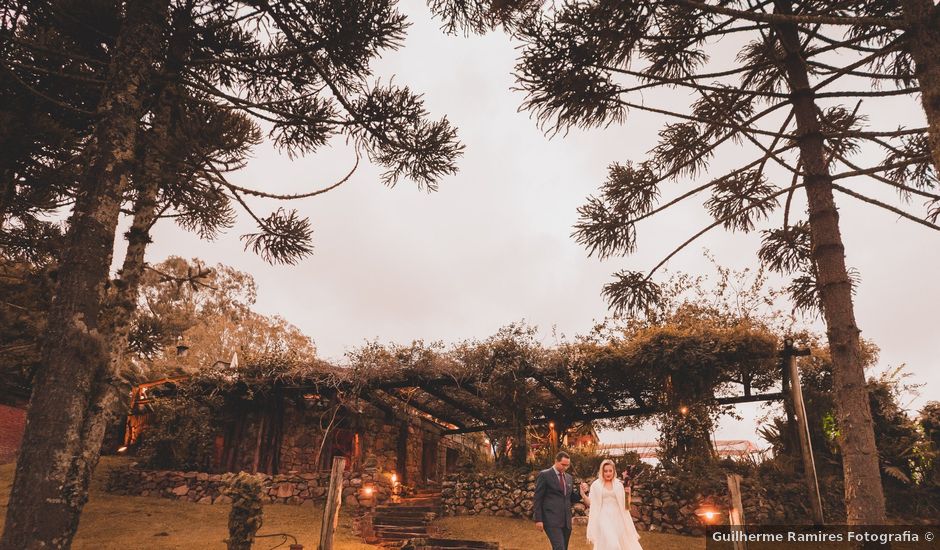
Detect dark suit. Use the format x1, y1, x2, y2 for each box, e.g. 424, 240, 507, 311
533, 467, 582, 550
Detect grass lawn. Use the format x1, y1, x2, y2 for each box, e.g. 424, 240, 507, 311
433, 515, 706, 550
0, 457, 373, 550
1, 457, 710, 549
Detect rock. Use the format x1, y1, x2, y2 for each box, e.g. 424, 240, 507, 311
198, 496, 213, 504
276, 483, 294, 499
172, 485, 189, 496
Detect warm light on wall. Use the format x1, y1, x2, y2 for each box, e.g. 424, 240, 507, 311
679, 406, 689, 415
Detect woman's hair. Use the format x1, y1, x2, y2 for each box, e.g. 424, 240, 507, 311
596, 458, 616, 480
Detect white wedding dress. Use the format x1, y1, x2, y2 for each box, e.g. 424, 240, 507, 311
586, 480, 643, 550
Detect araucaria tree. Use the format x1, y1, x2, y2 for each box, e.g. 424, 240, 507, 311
430, 0, 939, 524
0, 0, 462, 547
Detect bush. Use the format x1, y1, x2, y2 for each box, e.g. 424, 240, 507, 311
225, 472, 264, 550
136, 388, 221, 470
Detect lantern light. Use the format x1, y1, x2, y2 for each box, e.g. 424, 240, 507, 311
694, 504, 720, 523
679, 406, 689, 415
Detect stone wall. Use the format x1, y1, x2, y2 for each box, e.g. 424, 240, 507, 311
107, 465, 393, 508
441, 471, 788, 536
274, 405, 473, 485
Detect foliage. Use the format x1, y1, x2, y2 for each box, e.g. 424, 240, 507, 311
224, 472, 264, 550
127, 256, 316, 384
136, 385, 222, 471
919, 401, 940, 487
758, 352, 940, 518
0, 255, 55, 401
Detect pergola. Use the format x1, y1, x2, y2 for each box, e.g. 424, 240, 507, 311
349, 365, 788, 436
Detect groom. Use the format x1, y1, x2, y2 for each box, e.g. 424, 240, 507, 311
533, 451, 583, 550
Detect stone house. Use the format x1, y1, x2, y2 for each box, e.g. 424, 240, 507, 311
123, 368, 485, 486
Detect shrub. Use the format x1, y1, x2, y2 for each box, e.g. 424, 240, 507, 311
225, 472, 264, 550
136, 388, 221, 470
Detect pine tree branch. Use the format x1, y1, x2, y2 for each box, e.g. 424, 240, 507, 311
602, 64, 790, 98
802, 27, 896, 54
831, 155, 931, 181
825, 147, 940, 202
782, 160, 802, 229
3, 58, 106, 83
810, 39, 905, 90
815, 87, 919, 98
674, 0, 905, 29
626, 142, 797, 226
614, 98, 792, 139
837, 128, 927, 138
216, 152, 360, 200
830, 183, 940, 231
646, 183, 807, 279
0, 60, 96, 114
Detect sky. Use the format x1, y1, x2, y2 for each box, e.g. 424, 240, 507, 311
127, 0, 939, 448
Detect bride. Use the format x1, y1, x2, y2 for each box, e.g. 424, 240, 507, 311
578, 459, 643, 550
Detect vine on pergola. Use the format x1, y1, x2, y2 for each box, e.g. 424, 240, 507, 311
336, 318, 781, 468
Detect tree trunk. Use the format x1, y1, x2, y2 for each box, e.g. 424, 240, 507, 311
773, 0, 886, 524
901, 0, 940, 176
75, 77, 179, 492
0, 1, 168, 548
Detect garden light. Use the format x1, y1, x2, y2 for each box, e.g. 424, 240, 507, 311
694, 504, 720, 524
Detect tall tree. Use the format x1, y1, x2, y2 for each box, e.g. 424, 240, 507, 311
0, 1, 463, 547
429, 0, 939, 524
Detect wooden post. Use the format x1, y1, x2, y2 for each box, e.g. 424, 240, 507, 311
726, 473, 746, 550
784, 339, 825, 525
318, 456, 347, 550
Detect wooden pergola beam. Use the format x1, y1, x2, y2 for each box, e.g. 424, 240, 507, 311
381, 388, 467, 430
528, 369, 577, 410
442, 391, 786, 435
419, 384, 495, 426
360, 389, 398, 420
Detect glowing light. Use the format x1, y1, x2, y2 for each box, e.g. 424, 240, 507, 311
363, 486, 373, 496
117, 446, 128, 454
694, 505, 720, 524
679, 406, 689, 415
549, 422, 555, 428
390, 473, 398, 484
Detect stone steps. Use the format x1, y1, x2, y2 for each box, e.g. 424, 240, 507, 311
366, 491, 499, 550
402, 538, 500, 550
